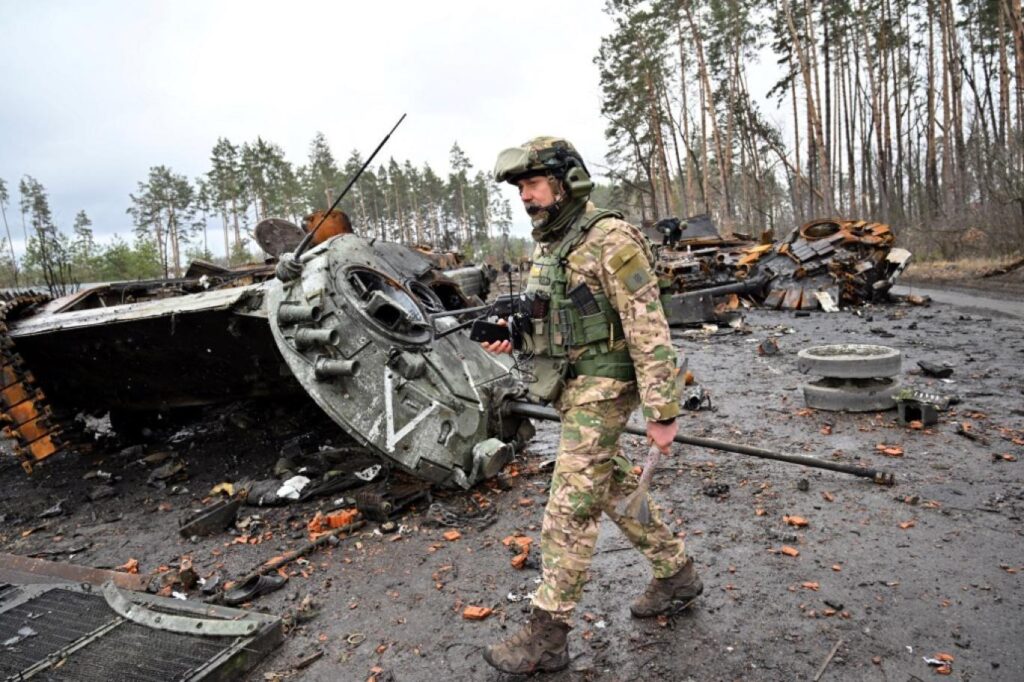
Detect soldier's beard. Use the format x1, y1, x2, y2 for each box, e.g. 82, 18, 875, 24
525, 201, 559, 230
525, 183, 568, 231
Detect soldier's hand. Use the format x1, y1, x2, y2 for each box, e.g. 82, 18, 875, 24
481, 319, 512, 354
646, 419, 677, 454
482, 339, 513, 354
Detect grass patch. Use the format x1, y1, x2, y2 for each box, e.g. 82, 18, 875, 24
905, 255, 1023, 280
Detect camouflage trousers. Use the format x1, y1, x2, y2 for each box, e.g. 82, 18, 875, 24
531, 387, 687, 623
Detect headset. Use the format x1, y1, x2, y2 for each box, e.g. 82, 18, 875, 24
541, 147, 594, 199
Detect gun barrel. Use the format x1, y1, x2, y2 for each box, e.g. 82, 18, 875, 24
504, 401, 894, 485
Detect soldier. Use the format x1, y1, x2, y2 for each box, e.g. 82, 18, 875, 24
481, 137, 703, 674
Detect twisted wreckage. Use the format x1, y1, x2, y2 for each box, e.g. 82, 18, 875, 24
0, 215, 536, 486
652, 215, 912, 325
0, 210, 902, 488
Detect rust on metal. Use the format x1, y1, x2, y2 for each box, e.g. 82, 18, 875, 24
0, 552, 151, 591
0, 293, 64, 471
651, 216, 911, 323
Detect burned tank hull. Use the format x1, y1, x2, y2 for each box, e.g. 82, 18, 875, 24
2, 238, 520, 487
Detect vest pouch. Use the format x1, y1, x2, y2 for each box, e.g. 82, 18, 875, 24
576, 311, 611, 344
531, 318, 550, 355
527, 356, 570, 404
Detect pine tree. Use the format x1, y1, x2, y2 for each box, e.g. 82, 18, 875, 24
0, 178, 18, 286
20, 176, 74, 295
127, 166, 196, 278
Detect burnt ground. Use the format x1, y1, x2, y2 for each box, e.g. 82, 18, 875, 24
1, 284, 1023, 682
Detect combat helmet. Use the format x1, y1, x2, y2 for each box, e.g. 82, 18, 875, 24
494, 136, 595, 241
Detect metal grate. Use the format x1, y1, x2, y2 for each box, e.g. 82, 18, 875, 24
0, 584, 279, 681
42, 621, 233, 682
0, 588, 118, 677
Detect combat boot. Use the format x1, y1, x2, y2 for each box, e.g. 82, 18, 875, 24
630, 558, 703, 618
482, 609, 570, 674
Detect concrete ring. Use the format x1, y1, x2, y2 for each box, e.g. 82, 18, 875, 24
797, 344, 901, 379
802, 377, 901, 412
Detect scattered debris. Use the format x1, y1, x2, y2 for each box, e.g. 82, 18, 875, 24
757, 338, 781, 356
702, 483, 730, 498
179, 498, 241, 538
223, 573, 288, 606
682, 385, 712, 411
917, 360, 954, 378
3, 625, 38, 647
813, 638, 844, 681
875, 444, 904, 457
86, 484, 118, 501
653, 216, 911, 325
210, 482, 235, 496
923, 652, 955, 675
954, 421, 989, 445
354, 479, 432, 521
308, 508, 359, 535
462, 606, 492, 621
0, 552, 151, 591
276, 475, 311, 501
213, 517, 365, 605
38, 500, 65, 518
895, 391, 941, 427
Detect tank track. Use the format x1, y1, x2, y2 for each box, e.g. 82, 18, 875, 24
0, 292, 68, 473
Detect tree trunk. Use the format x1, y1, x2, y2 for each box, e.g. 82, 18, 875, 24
0, 204, 18, 286
686, 1, 731, 227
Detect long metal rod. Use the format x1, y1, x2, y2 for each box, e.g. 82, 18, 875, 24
505, 401, 895, 485
295, 114, 407, 258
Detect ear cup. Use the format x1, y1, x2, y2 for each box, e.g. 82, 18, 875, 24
564, 166, 594, 199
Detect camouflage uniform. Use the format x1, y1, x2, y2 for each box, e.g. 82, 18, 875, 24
527, 204, 687, 623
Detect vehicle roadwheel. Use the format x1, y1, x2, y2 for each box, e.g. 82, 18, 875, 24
797, 344, 901, 379
802, 377, 900, 412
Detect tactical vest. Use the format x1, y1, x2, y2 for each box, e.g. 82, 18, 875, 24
525, 209, 637, 390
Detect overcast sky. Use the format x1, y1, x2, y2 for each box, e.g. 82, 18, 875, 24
0, 1, 626, 254
0, 2, 785, 258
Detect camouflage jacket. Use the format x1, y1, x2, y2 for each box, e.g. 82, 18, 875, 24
531, 202, 683, 421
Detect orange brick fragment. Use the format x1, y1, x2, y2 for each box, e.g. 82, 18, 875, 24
116, 558, 139, 574
443, 530, 462, 542
307, 508, 358, 534
462, 605, 492, 620
511, 553, 528, 569
784, 515, 809, 527
781, 546, 800, 557
502, 534, 532, 550
801, 581, 819, 591
898, 520, 916, 529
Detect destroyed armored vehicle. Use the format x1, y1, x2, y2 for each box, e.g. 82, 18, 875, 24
650, 216, 912, 325
0, 213, 534, 488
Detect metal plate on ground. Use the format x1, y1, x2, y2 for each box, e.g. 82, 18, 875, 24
0, 582, 281, 681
